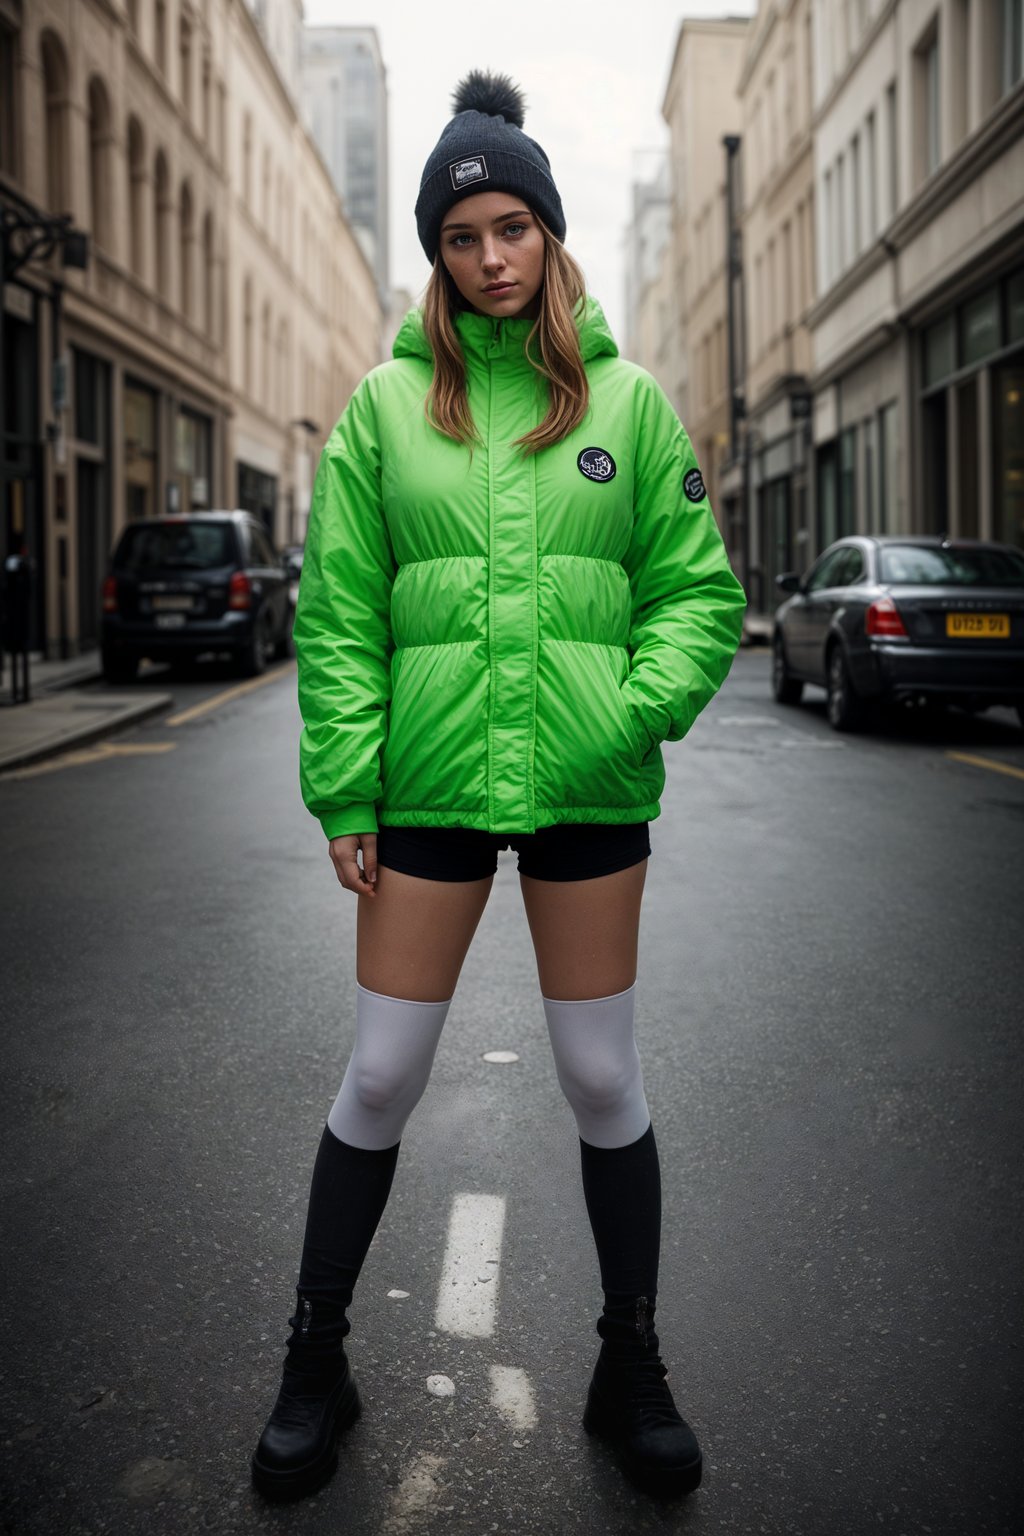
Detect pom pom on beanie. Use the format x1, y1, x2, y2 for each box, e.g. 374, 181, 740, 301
415, 70, 565, 263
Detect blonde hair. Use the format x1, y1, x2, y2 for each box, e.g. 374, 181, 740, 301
422, 217, 590, 454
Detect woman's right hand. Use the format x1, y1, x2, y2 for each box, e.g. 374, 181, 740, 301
329, 833, 378, 898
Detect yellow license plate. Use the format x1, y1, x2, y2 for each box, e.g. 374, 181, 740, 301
946, 613, 1010, 638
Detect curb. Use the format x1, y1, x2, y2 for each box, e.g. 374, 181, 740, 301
0, 693, 174, 774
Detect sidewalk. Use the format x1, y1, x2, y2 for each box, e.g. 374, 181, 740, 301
0, 651, 172, 774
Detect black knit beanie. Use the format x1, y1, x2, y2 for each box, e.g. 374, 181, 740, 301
415, 71, 566, 264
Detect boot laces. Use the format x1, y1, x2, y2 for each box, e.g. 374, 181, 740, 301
628, 1355, 683, 1427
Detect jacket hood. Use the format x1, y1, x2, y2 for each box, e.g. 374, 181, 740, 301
392, 296, 619, 365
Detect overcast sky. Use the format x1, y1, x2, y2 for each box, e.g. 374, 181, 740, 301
302, 1, 755, 346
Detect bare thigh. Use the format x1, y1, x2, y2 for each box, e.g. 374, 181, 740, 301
356, 865, 494, 1002
519, 860, 648, 1000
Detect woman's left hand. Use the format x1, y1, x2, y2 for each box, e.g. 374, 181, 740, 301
329, 833, 379, 898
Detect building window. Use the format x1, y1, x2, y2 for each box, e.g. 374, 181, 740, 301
836, 151, 846, 271
823, 168, 833, 289
154, 151, 171, 299
865, 110, 878, 241
179, 180, 193, 320
41, 30, 70, 214
87, 76, 112, 252
915, 23, 941, 183
0, 19, 17, 178
180, 16, 192, 118
1004, 0, 1024, 94
1009, 268, 1024, 343
203, 212, 215, 340
155, 0, 167, 76
127, 116, 145, 278
885, 80, 898, 220
850, 132, 862, 259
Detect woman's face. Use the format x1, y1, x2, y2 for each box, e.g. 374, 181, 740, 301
439, 192, 545, 320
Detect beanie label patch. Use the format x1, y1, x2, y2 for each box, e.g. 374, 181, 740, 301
449, 155, 489, 190
577, 447, 617, 484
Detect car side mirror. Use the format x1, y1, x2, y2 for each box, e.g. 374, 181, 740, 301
775, 572, 801, 594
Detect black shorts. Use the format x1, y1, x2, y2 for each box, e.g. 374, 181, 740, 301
375, 822, 651, 883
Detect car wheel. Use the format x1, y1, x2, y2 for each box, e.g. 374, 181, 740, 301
101, 648, 139, 684
826, 644, 866, 732
236, 606, 274, 678
772, 634, 803, 705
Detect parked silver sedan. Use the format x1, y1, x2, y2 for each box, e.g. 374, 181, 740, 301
772, 536, 1024, 732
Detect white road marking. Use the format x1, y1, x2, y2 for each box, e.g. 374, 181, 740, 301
426, 1374, 455, 1397
434, 1193, 505, 1338
488, 1365, 537, 1433
482, 1050, 519, 1064
378, 1452, 446, 1535
387, 1288, 409, 1299
714, 715, 781, 727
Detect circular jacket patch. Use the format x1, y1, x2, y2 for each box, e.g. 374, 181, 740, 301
577, 447, 617, 483
683, 468, 706, 503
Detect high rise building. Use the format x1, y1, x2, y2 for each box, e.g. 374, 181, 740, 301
302, 26, 389, 306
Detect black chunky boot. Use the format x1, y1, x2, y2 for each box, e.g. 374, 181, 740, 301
583, 1295, 703, 1498
251, 1297, 361, 1501
251, 1127, 400, 1501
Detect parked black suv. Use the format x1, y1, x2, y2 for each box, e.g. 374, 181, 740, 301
101, 511, 293, 682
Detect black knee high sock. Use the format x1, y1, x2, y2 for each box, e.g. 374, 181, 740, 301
579, 1122, 662, 1355
288, 1124, 400, 1368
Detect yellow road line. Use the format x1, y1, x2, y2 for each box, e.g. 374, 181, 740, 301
1, 739, 178, 781
946, 751, 1024, 783
166, 663, 295, 727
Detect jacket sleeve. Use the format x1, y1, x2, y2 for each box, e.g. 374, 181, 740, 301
293, 378, 396, 839
620, 375, 746, 754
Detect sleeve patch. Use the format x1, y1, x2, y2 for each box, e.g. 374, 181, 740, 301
683, 468, 706, 503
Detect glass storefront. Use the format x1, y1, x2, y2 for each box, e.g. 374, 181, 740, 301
237, 462, 277, 536
72, 348, 112, 647
124, 379, 158, 522
920, 265, 1024, 545
174, 405, 212, 513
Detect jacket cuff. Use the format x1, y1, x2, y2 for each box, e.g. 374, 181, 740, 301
319, 804, 379, 839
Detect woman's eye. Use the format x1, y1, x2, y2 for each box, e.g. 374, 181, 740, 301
504, 223, 525, 237
450, 234, 474, 248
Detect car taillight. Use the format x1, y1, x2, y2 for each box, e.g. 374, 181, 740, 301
866, 596, 907, 637
103, 575, 118, 614
228, 571, 252, 611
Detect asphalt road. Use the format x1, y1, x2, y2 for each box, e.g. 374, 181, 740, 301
1, 653, 1022, 1536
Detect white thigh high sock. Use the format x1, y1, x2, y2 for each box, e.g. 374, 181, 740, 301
327, 983, 453, 1151
542, 983, 651, 1150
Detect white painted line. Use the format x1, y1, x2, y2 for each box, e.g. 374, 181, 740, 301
434, 1193, 505, 1338
426, 1374, 455, 1397
489, 1365, 537, 1434
482, 1050, 519, 1064
379, 1452, 446, 1535
387, 1289, 409, 1299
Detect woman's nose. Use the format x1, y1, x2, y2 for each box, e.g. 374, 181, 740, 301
480, 239, 505, 271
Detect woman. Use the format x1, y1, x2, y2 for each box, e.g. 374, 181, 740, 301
252, 72, 745, 1503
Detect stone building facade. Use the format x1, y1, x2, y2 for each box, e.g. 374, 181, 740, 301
0, 0, 381, 658
661, 16, 750, 534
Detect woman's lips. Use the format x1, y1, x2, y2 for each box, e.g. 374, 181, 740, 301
483, 283, 516, 294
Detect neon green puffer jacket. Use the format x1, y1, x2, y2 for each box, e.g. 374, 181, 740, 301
294, 299, 745, 838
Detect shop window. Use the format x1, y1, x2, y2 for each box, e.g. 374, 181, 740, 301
878, 402, 900, 534
956, 378, 980, 538
839, 426, 857, 534
960, 287, 1000, 368
124, 379, 158, 522
817, 443, 838, 551
175, 407, 212, 511
924, 314, 956, 388
73, 350, 110, 446
993, 364, 1024, 548
922, 393, 950, 533
1008, 269, 1024, 344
